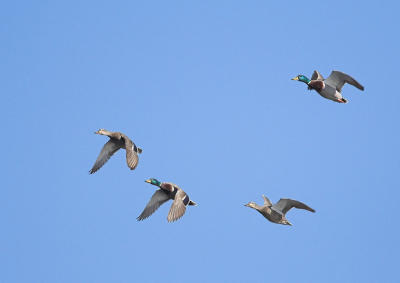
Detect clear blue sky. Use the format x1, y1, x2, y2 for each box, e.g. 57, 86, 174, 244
1, 1, 399, 282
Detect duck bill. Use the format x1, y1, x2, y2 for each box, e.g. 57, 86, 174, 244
145, 179, 151, 183
291, 76, 299, 81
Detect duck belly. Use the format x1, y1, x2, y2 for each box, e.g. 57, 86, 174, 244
318, 85, 343, 102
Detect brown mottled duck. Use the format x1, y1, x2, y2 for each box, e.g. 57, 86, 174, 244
89, 129, 142, 174
245, 195, 315, 225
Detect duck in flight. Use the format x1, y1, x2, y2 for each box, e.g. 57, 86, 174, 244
137, 178, 197, 222
245, 195, 315, 225
89, 129, 142, 174
292, 70, 364, 103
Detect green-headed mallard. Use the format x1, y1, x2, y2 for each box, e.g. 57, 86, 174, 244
137, 178, 197, 222
292, 70, 364, 103
89, 129, 142, 174
245, 195, 315, 225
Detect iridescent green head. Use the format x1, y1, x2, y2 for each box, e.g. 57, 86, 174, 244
145, 178, 161, 186
292, 75, 311, 84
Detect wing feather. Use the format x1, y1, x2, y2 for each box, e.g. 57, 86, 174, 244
274, 198, 315, 215
89, 139, 122, 174
167, 189, 188, 222
124, 138, 139, 170
137, 190, 170, 221
325, 71, 364, 92
262, 195, 272, 206
311, 70, 324, 81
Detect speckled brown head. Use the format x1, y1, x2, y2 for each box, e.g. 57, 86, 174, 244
95, 128, 107, 135
244, 202, 257, 209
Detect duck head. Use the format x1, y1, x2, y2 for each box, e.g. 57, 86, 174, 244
145, 178, 161, 187
292, 75, 311, 84
95, 128, 109, 135
244, 202, 257, 209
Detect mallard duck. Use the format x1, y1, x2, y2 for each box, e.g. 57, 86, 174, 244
137, 178, 197, 222
292, 70, 364, 103
245, 195, 315, 225
89, 129, 142, 174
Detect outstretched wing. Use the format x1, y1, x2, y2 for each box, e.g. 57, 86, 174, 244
325, 71, 364, 92
262, 195, 272, 206
137, 189, 170, 221
124, 138, 139, 170
89, 139, 122, 174
167, 189, 188, 222
311, 70, 324, 81
273, 198, 315, 215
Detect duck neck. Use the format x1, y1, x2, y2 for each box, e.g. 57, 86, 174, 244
253, 203, 264, 211
300, 76, 311, 84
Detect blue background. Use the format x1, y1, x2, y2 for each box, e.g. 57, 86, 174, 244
1, 1, 399, 282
